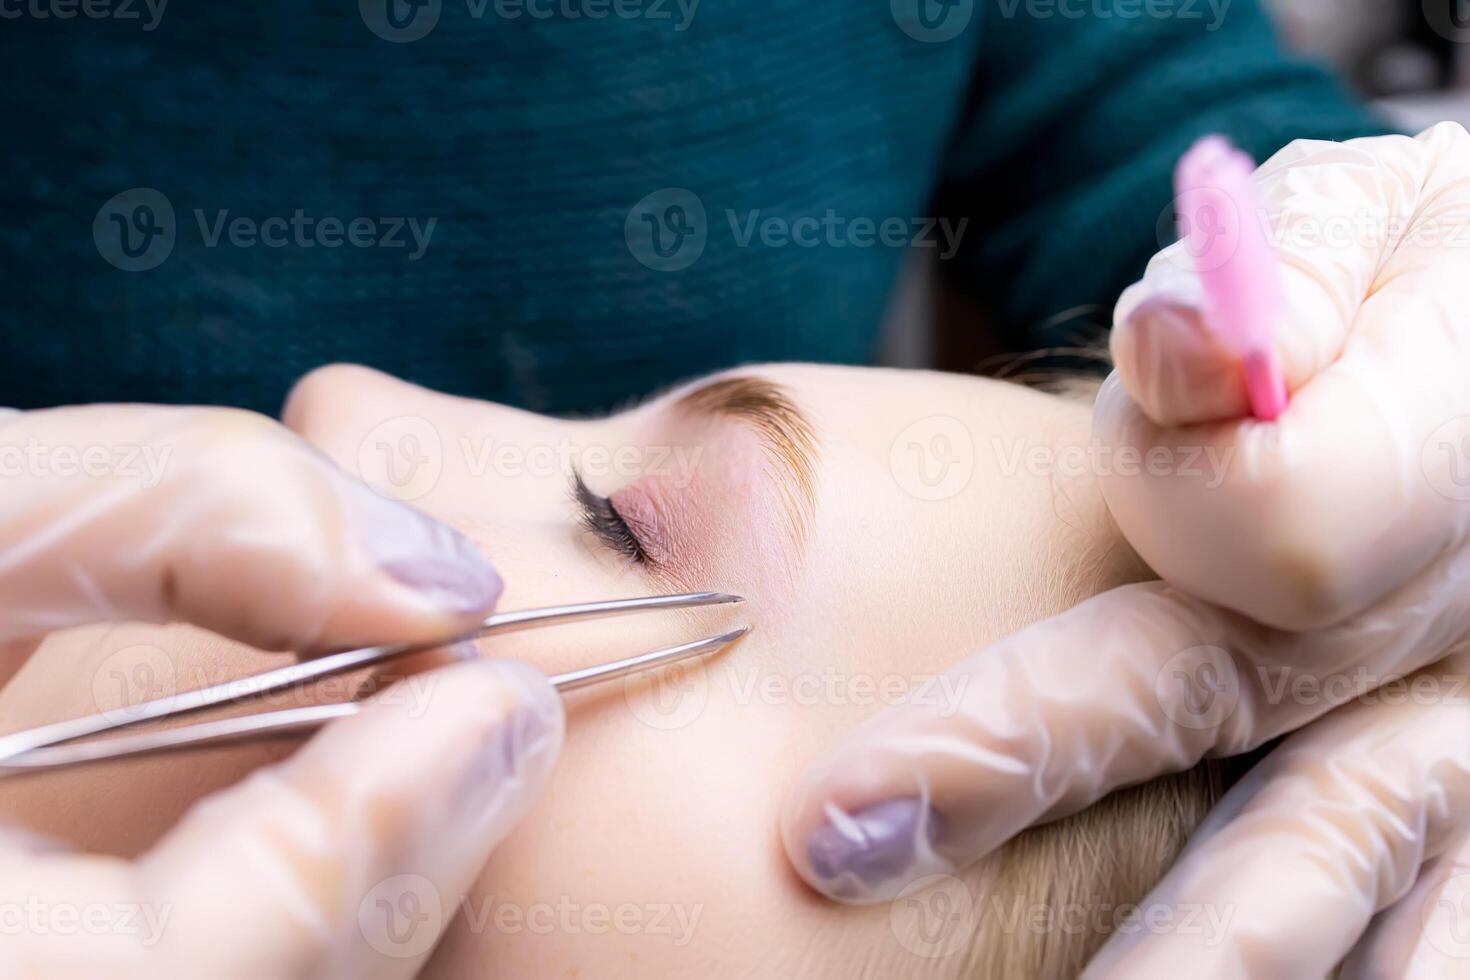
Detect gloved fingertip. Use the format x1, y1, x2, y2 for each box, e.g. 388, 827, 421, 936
138, 659, 564, 979
378, 550, 503, 616
330, 659, 562, 863
1113, 295, 1245, 426
1116, 296, 1213, 371
794, 797, 947, 904
458, 658, 565, 746
413, 659, 563, 852
455, 662, 563, 788
353, 487, 504, 617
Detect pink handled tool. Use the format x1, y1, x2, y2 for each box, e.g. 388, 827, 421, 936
1174, 135, 1289, 421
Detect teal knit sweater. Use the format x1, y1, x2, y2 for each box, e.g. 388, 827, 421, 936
1, 0, 1386, 414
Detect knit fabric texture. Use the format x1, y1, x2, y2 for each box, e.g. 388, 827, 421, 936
1, 0, 1388, 415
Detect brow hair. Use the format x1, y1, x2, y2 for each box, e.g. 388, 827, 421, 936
673, 375, 819, 556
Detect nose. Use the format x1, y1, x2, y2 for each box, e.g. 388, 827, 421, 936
284, 361, 589, 507
285, 364, 648, 662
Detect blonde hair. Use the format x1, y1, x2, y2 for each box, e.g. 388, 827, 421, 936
935, 365, 1258, 977
963, 764, 1233, 977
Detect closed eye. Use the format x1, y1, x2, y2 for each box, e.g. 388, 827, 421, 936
572, 373, 819, 583
572, 469, 650, 565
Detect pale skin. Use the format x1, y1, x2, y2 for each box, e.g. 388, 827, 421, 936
0, 362, 1150, 977
2, 130, 1468, 979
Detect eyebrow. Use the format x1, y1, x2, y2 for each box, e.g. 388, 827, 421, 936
671, 375, 820, 556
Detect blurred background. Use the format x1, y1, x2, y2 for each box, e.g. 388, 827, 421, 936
1266, 0, 1470, 129
880, 0, 1470, 368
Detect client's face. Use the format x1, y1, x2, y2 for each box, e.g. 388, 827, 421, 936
0, 364, 1149, 977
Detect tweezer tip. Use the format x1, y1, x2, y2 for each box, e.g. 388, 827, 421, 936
705, 592, 744, 604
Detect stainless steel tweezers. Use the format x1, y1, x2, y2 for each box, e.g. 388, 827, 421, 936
0, 591, 746, 776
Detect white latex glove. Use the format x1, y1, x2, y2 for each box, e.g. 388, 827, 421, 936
0, 401, 556, 977
1081, 654, 1470, 978
0, 658, 563, 980
781, 123, 1470, 975
0, 403, 505, 688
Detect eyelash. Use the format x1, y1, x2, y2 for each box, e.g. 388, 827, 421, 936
571, 470, 649, 565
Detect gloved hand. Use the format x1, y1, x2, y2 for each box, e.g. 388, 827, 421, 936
781, 123, 1470, 975
0, 403, 504, 689
0, 401, 552, 977
1081, 652, 1470, 978
0, 658, 563, 979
